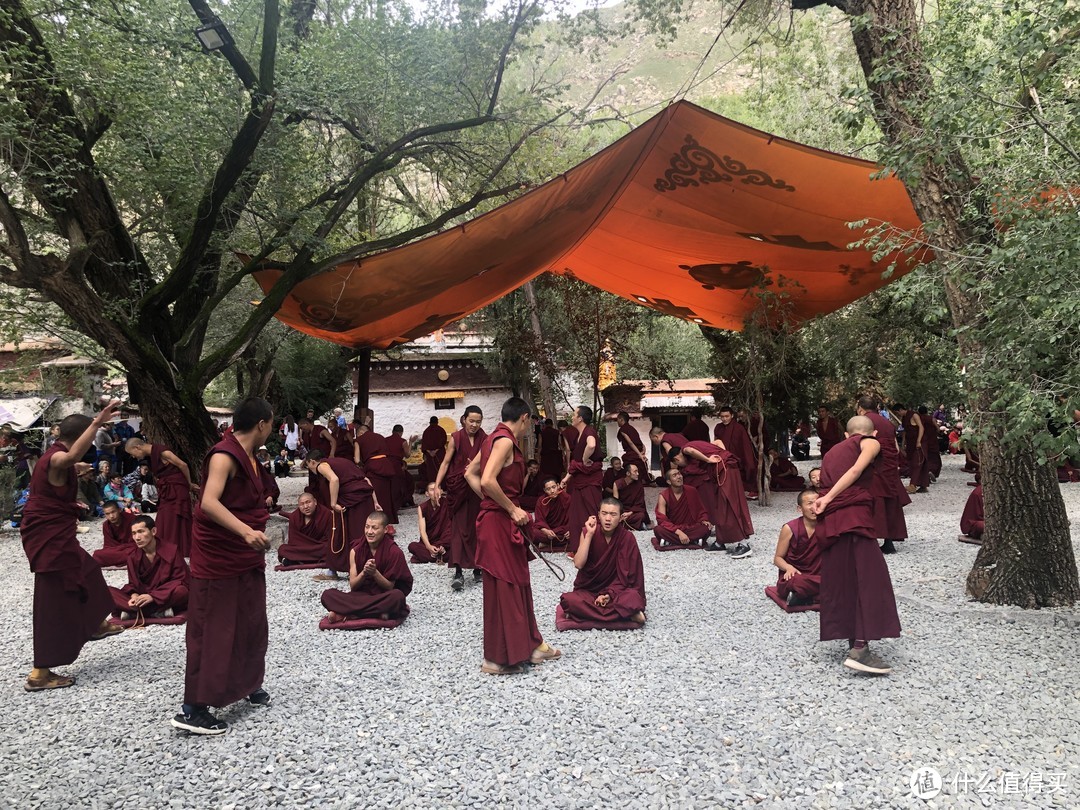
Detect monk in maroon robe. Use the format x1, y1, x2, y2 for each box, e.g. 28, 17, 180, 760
386, 425, 415, 509
434, 406, 486, 589
773, 490, 821, 606
601, 457, 623, 496
322, 512, 412, 621
768, 450, 806, 492
560, 421, 579, 475
653, 467, 711, 546
681, 411, 711, 443
93, 500, 136, 567
469, 397, 559, 674
278, 492, 333, 565
650, 427, 687, 482
960, 485, 984, 541
420, 417, 448, 485
21, 404, 124, 692
109, 515, 190, 617
125, 438, 196, 555
919, 406, 942, 480
714, 406, 758, 497
562, 405, 604, 552
898, 406, 930, 492
560, 500, 646, 626
816, 407, 843, 458
259, 463, 280, 511
612, 464, 651, 530
537, 419, 564, 480
519, 459, 542, 511
814, 416, 901, 675
356, 427, 399, 524
408, 483, 452, 563
672, 441, 754, 557
856, 397, 911, 553
306, 451, 378, 576
615, 412, 650, 475
173, 397, 274, 735
531, 478, 571, 546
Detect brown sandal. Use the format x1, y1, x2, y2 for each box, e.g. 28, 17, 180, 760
480, 660, 524, 675
90, 622, 124, 640
25, 672, 76, 692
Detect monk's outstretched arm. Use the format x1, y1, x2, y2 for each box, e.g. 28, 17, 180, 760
319, 463, 342, 511
48, 400, 121, 483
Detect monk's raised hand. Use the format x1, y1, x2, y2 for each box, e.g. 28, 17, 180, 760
97, 399, 122, 421
74, 462, 93, 476
583, 515, 597, 535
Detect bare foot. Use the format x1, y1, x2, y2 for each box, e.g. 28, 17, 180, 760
631, 611, 647, 624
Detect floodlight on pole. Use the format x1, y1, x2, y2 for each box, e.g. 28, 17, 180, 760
194, 16, 233, 52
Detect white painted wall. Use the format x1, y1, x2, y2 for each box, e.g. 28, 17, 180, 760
367, 389, 511, 439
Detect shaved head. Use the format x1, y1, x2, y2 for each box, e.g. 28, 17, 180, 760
846, 415, 874, 436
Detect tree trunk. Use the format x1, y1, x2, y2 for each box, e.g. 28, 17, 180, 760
967, 423, 1080, 607
522, 280, 557, 418
355, 348, 371, 411
128, 367, 219, 479
842, 0, 1079, 606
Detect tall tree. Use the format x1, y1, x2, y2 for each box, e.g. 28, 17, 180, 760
0, 0, 562, 467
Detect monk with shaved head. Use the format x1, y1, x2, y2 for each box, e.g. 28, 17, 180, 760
813, 415, 901, 676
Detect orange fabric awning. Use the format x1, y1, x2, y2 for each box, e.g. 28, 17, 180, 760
253, 101, 927, 348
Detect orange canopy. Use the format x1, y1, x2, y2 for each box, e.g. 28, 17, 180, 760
254, 101, 927, 348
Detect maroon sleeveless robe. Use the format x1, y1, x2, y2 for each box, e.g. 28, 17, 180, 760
313, 457, 376, 573
775, 517, 821, 601
566, 425, 604, 552
150, 444, 193, 555
445, 427, 485, 569
560, 523, 646, 624
321, 535, 412, 619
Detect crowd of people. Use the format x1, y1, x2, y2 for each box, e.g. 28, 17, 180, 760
15, 391, 1077, 737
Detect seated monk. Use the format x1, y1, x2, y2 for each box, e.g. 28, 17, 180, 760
612, 463, 651, 529
768, 449, 806, 492
601, 457, 623, 497
773, 489, 822, 607
109, 515, 191, 618
93, 500, 136, 567
808, 467, 821, 489
408, 482, 452, 563
960, 484, 984, 541
531, 478, 571, 547
559, 499, 646, 626
278, 492, 332, 566
519, 459, 542, 511
653, 467, 711, 547
321, 512, 413, 622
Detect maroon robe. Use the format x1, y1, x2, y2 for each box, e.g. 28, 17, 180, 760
681, 418, 710, 443
818, 435, 901, 643
150, 443, 193, 556
613, 475, 650, 530
904, 413, 930, 489
321, 535, 412, 619
93, 511, 136, 567
185, 433, 270, 708
408, 498, 452, 563
714, 420, 759, 495
816, 415, 843, 458
560, 524, 646, 624
960, 485, 984, 539
333, 423, 358, 460
357, 431, 399, 524
775, 517, 821, 602
420, 423, 448, 485
444, 427, 486, 569
475, 423, 542, 666
601, 465, 622, 495
682, 440, 754, 543
110, 542, 191, 614
566, 425, 604, 552
385, 434, 414, 508
312, 457, 376, 573
865, 412, 910, 540
531, 490, 570, 545
769, 457, 806, 492
538, 425, 564, 479
259, 464, 279, 508
560, 425, 579, 461
279, 504, 333, 564
921, 413, 942, 478
21, 442, 113, 668
654, 484, 711, 545
617, 424, 648, 474
658, 431, 687, 479
519, 470, 541, 511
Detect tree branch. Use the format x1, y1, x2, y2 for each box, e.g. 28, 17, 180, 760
187, 0, 258, 90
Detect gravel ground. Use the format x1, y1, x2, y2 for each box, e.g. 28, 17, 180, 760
1, 453, 1078, 809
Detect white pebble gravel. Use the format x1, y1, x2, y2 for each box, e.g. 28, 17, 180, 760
0, 454, 1077, 809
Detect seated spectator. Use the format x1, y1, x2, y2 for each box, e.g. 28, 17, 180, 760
790, 428, 811, 461
274, 448, 291, 477
77, 465, 105, 519
960, 485, 983, 541
103, 473, 137, 511
95, 459, 112, 491
768, 449, 806, 492
93, 500, 136, 566
140, 477, 159, 513
601, 456, 622, 497
321, 512, 412, 623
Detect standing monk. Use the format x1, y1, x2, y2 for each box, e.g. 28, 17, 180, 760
305, 450, 379, 579
434, 406, 486, 590
172, 398, 274, 736
816, 407, 843, 458
682, 410, 711, 443
559, 420, 579, 476
537, 418, 564, 481
125, 437, 197, 555
21, 403, 125, 692
714, 406, 759, 499
356, 426, 400, 524
671, 441, 753, 558
615, 412, 650, 477
650, 426, 687, 483
855, 396, 911, 554
919, 406, 942, 481
420, 416, 447, 486
813, 416, 902, 675
562, 406, 603, 552
898, 405, 929, 493
468, 397, 560, 675
386, 424, 415, 509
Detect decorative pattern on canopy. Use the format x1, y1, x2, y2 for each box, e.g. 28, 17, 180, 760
253, 101, 927, 348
